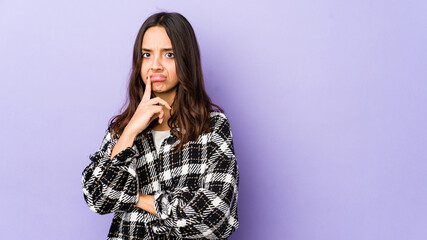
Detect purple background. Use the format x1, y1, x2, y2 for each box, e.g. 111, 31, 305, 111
1, 0, 426, 239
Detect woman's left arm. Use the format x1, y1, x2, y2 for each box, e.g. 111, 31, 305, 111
143, 115, 239, 239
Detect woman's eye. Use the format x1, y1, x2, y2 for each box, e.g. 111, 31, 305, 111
142, 53, 150, 58
166, 52, 175, 58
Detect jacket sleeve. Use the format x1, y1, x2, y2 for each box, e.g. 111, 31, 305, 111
81, 127, 140, 215
153, 115, 239, 239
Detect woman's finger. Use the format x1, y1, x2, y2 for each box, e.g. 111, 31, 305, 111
147, 97, 172, 109
158, 110, 165, 124
148, 106, 163, 123
142, 76, 151, 102
148, 105, 164, 118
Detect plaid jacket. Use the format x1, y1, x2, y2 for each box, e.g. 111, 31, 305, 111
82, 111, 239, 239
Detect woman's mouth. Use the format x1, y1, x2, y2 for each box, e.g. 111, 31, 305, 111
149, 74, 166, 82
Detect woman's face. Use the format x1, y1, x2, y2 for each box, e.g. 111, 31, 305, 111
140, 26, 179, 95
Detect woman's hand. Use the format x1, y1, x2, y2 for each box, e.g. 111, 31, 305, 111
109, 77, 171, 160
136, 194, 156, 215
123, 76, 172, 136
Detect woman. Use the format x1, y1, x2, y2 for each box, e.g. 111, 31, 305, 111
81, 12, 239, 239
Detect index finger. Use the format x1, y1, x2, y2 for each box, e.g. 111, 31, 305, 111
142, 76, 151, 101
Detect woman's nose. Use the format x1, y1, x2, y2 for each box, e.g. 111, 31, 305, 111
150, 55, 163, 71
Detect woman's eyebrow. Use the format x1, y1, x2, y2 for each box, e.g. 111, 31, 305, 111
142, 48, 173, 52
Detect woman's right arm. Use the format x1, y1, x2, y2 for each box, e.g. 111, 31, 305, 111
82, 77, 171, 215
81, 128, 140, 215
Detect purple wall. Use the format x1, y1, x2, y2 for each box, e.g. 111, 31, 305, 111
1, 0, 426, 239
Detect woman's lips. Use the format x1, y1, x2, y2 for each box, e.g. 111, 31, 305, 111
149, 74, 166, 82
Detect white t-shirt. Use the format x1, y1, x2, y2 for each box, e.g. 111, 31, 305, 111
151, 130, 171, 154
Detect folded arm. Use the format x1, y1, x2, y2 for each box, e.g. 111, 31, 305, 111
151, 116, 240, 239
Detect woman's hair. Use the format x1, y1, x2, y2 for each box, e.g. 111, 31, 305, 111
109, 12, 223, 152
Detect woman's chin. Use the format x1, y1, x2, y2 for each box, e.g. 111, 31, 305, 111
152, 87, 166, 93
152, 88, 175, 96
152, 82, 168, 91
152, 85, 177, 95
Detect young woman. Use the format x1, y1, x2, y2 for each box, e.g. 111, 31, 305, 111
81, 12, 239, 239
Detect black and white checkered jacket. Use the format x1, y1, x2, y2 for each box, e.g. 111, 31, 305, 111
82, 111, 239, 239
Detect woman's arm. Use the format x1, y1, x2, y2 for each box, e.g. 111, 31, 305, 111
148, 114, 239, 239
81, 128, 140, 215
110, 129, 138, 160
83, 77, 172, 215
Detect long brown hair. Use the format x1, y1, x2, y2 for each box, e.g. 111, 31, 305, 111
109, 12, 223, 152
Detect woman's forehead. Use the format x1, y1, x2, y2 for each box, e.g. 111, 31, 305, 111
141, 26, 172, 49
